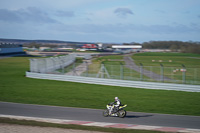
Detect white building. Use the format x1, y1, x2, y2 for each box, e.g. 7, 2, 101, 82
112, 45, 142, 49
111, 45, 142, 53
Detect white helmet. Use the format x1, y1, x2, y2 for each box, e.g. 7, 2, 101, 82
115, 97, 119, 101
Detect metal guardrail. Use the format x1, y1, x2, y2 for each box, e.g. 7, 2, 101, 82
26, 72, 200, 92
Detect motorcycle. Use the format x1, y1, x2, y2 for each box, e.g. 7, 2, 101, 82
103, 102, 127, 118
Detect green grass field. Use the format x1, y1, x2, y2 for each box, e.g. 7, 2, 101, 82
132, 52, 200, 84
132, 52, 200, 67
85, 53, 200, 84
0, 54, 200, 116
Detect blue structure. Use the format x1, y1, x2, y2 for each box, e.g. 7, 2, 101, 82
0, 43, 23, 55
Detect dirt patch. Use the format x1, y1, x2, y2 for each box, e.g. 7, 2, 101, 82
0, 123, 106, 133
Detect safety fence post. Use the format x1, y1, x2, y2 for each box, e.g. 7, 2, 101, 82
85, 61, 88, 77
140, 63, 143, 81
182, 64, 186, 84
160, 63, 164, 82
73, 62, 76, 76
120, 63, 124, 80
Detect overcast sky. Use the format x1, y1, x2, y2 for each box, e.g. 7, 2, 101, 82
0, 0, 200, 43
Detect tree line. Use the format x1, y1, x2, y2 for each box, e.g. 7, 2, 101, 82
124, 41, 200, 54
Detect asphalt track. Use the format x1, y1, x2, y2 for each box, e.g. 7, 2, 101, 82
0, 102, 200, 129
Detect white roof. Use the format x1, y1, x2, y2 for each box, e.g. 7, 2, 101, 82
112, 45, 142, 49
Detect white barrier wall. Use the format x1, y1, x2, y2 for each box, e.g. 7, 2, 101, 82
29, 54, 76, 73
26, 72, 200, 92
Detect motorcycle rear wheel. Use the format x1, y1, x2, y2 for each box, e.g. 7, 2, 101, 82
118, 110, 126, 118
103, 109, 109, 117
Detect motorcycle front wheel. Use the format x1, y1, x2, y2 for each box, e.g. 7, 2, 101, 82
103, 109, 109, 117
118, 110, 126, 118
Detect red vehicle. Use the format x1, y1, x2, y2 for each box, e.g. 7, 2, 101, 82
82, 44, 97, 49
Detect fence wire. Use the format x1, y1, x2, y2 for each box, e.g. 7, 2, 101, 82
29, 54, 76, 73
61, 62, 200, 85
29, 57, 200, 85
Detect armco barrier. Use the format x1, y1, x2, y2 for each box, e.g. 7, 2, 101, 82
26, 72, 200, 92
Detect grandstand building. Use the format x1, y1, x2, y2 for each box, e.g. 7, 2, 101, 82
112, 45, 142, 49
0, 43, 24, 55
112, 45, 142, 53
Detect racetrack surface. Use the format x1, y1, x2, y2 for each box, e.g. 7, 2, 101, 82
123, 56, 171, 81
0, 102, 200, 129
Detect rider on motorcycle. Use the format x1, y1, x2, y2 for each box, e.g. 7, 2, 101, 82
109, 97, 121, 115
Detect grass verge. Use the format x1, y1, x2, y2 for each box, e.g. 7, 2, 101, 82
0, 56, 200, 116
0, 117, 163, 133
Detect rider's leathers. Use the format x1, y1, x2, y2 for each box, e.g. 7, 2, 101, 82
110, 99, 121, 115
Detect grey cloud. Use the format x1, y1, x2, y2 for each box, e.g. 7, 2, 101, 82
0, 7, 57, 23
182, 11, 190, 14
0, 9, 22, 22
114, 8, 134, 17
55, 10, 75, 17
19, 7, 58, 23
